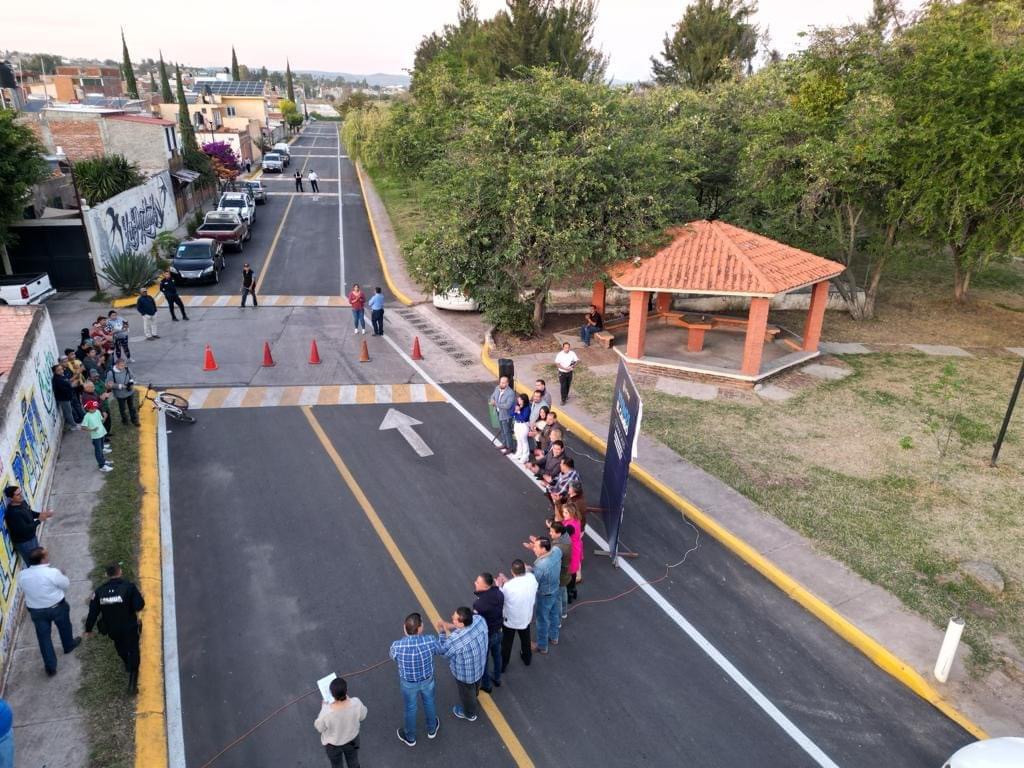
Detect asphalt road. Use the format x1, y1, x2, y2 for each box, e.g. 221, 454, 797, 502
166, 387, 973, 767
178, 122, 385, 299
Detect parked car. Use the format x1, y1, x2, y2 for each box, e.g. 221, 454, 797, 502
262, 152, 284, 173
0, 273, 56, 305
272, 142, 292, 164
195, 211, 250, 252
432, 288, 479, 312
239, 180, 266, 204
217, 192, 256, 226
170, 239, 226, 285
944, 737, 1024, 768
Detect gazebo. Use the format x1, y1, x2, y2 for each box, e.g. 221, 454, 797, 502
593, 220, 845, 383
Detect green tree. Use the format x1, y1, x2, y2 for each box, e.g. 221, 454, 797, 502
159, 51, 173, 102
889, 0, 1024, 302
238, 64, 251, 81
652, 0, 758, 89
121, 29, 139, 99
409, 72, 676, 331
334, 91, 371, 118
492, 0, 607, 81
20, 53, 62, 75
149, 71, 157, 94
231, 46, 240, 80
175, 65, 197, 152
285, 59, 295, 102
0, 110, 48, 249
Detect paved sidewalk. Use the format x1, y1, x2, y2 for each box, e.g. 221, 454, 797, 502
3, 428, 102, 768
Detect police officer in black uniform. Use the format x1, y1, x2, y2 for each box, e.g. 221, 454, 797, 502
84, 564, 145, 693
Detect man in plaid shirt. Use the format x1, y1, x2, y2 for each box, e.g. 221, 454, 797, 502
436, 607, 488, 722
390, 613, 442, 747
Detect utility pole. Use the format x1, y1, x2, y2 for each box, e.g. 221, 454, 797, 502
990, 358, 1024, 466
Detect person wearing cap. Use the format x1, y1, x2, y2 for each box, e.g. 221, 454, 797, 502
82, 400, 113, 472
136, 289, 159, 340
241, 263, 258, 308
88, 371, 114, 446
107, 358, 139, 427
84, 563, 145, 693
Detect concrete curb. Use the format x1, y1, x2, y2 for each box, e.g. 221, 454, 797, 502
112, 283, 159, 309
479, 336, 987, 741
135, 404, 167, 768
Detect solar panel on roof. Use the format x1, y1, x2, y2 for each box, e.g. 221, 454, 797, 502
197, 81, 265, 96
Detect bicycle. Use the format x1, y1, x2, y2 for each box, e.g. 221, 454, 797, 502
143, 384, 196, 424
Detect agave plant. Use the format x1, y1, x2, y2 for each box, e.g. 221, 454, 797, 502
73, 154, 145, 204
99, 250, 160, 295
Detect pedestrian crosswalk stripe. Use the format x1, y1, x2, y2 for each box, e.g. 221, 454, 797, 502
158, 294, 351, 308
168, 383, 447, 410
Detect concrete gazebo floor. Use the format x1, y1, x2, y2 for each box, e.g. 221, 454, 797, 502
615, 323, 818, 385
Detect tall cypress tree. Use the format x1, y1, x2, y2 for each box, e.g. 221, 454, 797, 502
159, 51, 174, 102
149, 71, 157, 94
175, 65, 198, 153
121, 29, 139, 99
231, 47, 240, 80
285, 59, 295, 102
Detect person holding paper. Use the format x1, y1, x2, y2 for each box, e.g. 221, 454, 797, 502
314, 677, 366, 767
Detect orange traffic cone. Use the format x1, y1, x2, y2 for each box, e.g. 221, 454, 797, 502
359, 339, 370, 363
262, 341, 275, 367
309, 339, 322, 365
202, 344, 218, 371
411, 336, 423, 360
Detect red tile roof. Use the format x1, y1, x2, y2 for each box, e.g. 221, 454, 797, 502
105, 114, 175, 127
611, 220, 845, 296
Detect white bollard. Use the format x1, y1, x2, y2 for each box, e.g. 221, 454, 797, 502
933, 616, 965, 683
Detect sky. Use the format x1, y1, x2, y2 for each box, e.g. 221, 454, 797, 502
5, 0, 922, 83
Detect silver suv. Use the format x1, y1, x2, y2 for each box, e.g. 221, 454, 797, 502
261, 152, 284, 173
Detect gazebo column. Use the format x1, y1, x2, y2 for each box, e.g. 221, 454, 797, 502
741, 297, 770, 376
590, 281, 606, 315
802, 280, 830, 352
626, 290, 650, 359
655, 292, 673, 314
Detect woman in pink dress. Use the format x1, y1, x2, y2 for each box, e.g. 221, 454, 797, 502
562, 501, 583, 603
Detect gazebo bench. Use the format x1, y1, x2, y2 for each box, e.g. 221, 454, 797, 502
593, 330, 616, 348
668, 314, 781, 352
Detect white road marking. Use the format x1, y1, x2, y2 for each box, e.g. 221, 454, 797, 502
374, 384, 392, 402
299, 386, 320, 405
223, 388, 247, 408
379, 332, 841, 768
336, 125, 345, 294
188, 389, 211, 409
409, 383, 427, 403
379, 407, 434, 458
338, 385, 356, 405
158, 412, 187, 768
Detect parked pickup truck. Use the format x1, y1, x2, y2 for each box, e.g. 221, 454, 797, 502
0, 273, 57, 305
217, 192, 256, 226
195, 211, 250, 252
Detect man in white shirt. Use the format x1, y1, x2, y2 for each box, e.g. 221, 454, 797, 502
554, 341, 579, 405
496, 559, 538, 673
308, 170, 320, 194
18, 548, 81, 676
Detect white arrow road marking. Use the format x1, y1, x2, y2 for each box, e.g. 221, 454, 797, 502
379, 408, 434, 457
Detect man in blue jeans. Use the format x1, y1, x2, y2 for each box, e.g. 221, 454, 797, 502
389, 613, 441, 747
3, 486, 53, 565
528, 536, 562, 653
17, 548, 81, 676
471, 573, 504, 693
489, 376, 516, 454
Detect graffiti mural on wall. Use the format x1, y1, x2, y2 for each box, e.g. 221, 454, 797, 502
0, 347, 60, 664
106, 175, 169, 257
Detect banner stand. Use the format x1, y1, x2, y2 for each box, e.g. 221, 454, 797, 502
597, 361, 644, 565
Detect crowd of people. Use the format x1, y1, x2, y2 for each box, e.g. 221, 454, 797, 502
314, 376, 589, 766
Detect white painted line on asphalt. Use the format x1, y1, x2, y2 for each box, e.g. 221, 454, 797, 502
213, 295, 231, 307
316, 295, 330, 306
264, 295, 280, 306
374, 384, 392, 402
337, 125, 346, 295
299, 386, 320, 405
338, 385, 356, 405
410, 383, 427, 403
262, 387, 285, 407
379, 331, 841, 768
188, 389, 211, 409
223, 388, 247, 408
158, 411, 187, 768
187, 296, 204, 307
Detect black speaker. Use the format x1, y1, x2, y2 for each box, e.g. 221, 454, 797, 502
498, 357, 515, 388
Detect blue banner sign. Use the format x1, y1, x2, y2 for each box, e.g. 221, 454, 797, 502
598, 359, 642, 561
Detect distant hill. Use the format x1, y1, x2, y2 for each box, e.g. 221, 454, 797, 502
297, 71, 410, 87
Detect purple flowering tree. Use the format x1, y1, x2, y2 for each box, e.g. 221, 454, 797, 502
201, 141, 240, 179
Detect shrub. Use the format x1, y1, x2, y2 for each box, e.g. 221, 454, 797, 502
150, 231, 180, 260
99, 251, 160, 295
73, 155, 144, 204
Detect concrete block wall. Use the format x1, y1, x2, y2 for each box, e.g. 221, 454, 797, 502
104, 120, 169, 173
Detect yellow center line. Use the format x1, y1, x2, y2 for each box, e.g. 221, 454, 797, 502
301, 407, 535, 768
254, 194, 295, 295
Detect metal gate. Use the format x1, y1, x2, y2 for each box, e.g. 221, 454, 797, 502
7, 219, 95, 290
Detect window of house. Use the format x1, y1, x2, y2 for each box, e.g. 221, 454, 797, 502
226, 106, 236, 116
165, 125, 178, 155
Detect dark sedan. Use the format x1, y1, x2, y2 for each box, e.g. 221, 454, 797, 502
170, 239, 226, 285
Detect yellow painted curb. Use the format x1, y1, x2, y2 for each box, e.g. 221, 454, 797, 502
353, 158, 415, 307
479, 340, 988, 740
135, 405, 168, 767
112, 283, 159, 309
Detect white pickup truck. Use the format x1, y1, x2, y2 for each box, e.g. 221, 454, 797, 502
0, 273, 57, 305
217, 192, 256, 226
